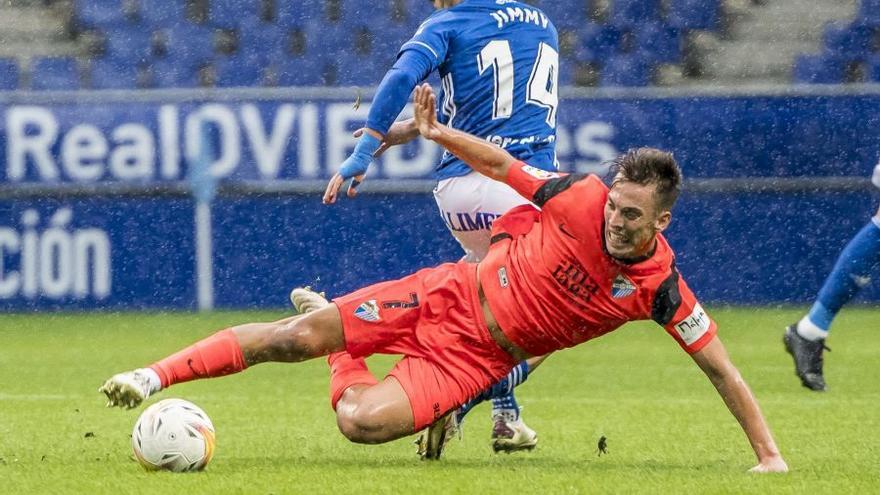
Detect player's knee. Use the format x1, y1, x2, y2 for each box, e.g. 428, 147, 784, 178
335, 400, 393, 444
269, 318, 324, 362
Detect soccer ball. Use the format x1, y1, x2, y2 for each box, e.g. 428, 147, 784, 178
131, 399, 216, 472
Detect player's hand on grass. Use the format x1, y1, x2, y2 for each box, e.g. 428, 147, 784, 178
413, 83, 443, 141
323, 129, 383, 204
748, 456, 788, 473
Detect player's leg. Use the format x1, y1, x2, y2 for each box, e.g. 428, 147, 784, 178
289, 286, 379, 411
451, 354, 549, 452
332, 352, 508, 447
333, 375, 414, 444
785, 207, 880, 391
100, 306, 347, 408
431, 171, 542, 452
329, 262, 517, 448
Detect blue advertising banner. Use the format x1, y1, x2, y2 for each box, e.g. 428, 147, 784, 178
2, 189, 877, 310
0, 198, 196, 311
1, 89, 879, 185
0, 88, 878, 310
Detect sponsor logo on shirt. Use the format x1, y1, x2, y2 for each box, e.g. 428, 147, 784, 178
486, 134, 555, 149
521, 165, 560, 180
354, 300, 381, 322
611, 274, 636, 299
553, 260, 600, 304
442, 210, 502, 232
674, 303, 710, 345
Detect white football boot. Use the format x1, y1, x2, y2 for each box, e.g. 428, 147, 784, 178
491, 411, 538, 453
415, 411, 460, 460
99, 368, 160, 409
289, 286, 330, 314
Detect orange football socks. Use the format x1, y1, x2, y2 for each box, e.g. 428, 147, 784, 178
150, 329, 248, 388
328, 351, 378, 410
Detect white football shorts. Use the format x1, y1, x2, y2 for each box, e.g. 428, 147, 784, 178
433, 170, 535, 262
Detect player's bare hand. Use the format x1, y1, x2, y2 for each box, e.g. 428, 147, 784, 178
323, 173, 343, 204
323, 173, 365, 203
413, 83, 442, 140
748, 456, 788, 473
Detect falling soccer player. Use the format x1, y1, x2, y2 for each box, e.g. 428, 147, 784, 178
102, 84, 788, 473
322, 0, 562, 454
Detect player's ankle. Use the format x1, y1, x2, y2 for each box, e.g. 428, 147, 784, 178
140, 367, 163, 394
492, 407, 519, 423
796, 316, 828, 342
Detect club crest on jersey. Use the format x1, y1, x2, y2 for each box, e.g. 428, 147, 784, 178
521, 165, 560, 180
611, 274, 636, 298
354, 300, 381, 322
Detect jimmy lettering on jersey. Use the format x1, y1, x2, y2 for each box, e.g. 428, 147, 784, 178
489, 5, 551, 29
399, 0, 560, 180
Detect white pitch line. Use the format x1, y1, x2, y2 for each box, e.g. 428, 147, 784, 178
0, 393, 77, 401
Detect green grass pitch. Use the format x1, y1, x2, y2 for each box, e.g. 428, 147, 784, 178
0, 307, 877, 494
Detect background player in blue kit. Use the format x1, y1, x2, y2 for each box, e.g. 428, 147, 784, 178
317, 0, 560, 457
784, 162, 880, 391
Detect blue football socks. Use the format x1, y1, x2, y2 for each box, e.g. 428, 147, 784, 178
798, 217, 880, 340
456, 361, 530, 422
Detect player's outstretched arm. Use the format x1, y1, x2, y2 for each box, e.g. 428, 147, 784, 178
353, 119, 420, 159
323, 127, 382, 204
413, 83, 517, 183
326, 119, 421, 203
324, 49, 435, 204
690, 336, 788, 473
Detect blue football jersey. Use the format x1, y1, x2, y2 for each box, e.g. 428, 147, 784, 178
400, 0, 560, 180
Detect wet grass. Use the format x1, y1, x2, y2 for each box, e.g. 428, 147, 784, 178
0, 307, 877, 494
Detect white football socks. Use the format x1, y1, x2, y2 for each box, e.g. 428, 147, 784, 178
796, 316, 829, 342
138, 367, 163, 393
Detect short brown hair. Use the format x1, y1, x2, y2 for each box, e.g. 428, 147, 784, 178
611, 147, 682, 211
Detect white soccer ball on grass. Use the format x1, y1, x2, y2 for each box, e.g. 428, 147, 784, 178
131, 398, 216, 472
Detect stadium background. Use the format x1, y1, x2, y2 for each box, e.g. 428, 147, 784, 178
1, 2, 879, 493
0, 0, 878, 311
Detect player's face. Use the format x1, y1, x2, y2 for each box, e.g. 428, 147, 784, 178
431, 0, 460, 8
603, 181, 672, 260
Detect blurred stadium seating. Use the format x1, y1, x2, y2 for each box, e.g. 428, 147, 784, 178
795, 0, 880, 84
3, 0, 727, 90
6, 0, 879, 90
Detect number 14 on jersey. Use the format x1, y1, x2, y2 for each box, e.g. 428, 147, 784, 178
478, 40, 559, 127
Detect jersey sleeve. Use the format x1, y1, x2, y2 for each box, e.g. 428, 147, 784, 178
505, 160, 577, 205
652, 270, 717, 354
399, 11, 457, 71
